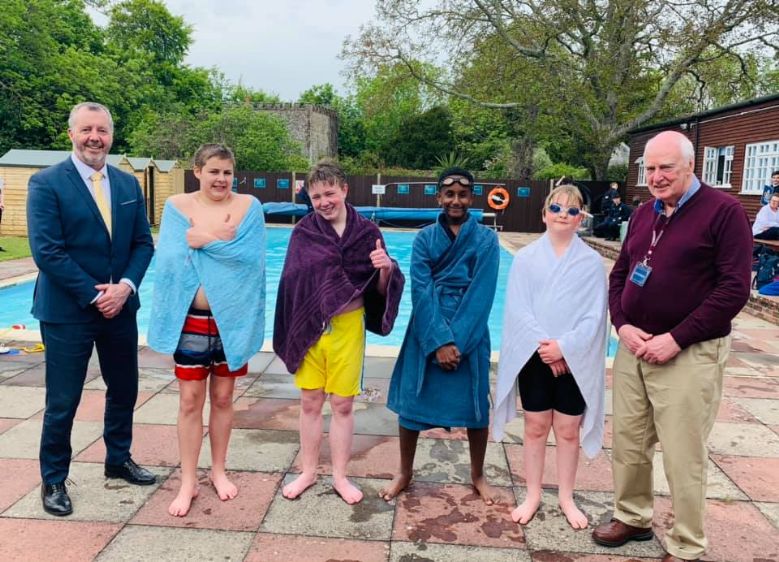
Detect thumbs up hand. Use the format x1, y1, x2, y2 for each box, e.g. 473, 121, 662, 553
370, 238, 392, 271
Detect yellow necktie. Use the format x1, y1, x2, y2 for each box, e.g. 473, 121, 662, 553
90, 172, 111, 237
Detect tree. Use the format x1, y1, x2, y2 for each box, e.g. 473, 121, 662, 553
128, 106, 307, 171
383, 106, 455, 169
344, 0, 779, 179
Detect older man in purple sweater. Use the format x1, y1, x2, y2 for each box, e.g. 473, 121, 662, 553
592, 131, 752, 561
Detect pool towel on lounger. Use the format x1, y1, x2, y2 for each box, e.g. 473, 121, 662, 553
274, 203, 404, 373
492, 233, 608, 458
148, 198, 266, 371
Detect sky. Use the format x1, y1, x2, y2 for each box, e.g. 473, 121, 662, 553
153, 0, 378, 101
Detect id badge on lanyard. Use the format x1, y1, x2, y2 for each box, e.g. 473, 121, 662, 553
629, 213, 669, 287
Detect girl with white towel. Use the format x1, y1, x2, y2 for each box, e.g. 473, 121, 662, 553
493, 184, 608, 529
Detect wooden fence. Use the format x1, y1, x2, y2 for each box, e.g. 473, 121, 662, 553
184, 171, 618, 233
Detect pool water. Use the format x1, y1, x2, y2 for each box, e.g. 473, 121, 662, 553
0, 227, 618, 353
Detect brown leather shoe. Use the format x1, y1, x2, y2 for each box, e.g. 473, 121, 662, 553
592, 518, 654, 547
661, 555, 699, 562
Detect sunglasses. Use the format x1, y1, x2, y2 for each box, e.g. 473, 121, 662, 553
548, 203, 581, 217
440, 176, 472, 187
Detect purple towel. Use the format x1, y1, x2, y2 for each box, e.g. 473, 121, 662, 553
273, 203, 404, 373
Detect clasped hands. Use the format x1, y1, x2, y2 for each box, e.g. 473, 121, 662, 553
94, 282, 131, 319
186, 214, 236, 248
618, 324, 681, 364
538, 339, 569, 377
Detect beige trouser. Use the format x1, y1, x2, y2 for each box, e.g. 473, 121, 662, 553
611, 336, 728, 560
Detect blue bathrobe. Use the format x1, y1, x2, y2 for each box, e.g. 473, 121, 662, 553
387, 213, 499, 429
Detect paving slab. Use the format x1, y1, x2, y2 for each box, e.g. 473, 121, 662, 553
732, 396, 779, 425
0, 362, 35, 382
76, 423, 197, 467
0, 418, 102, 459
392, 481, 524, 549
362, 356, 398, 379
246, 534, 390, 562
518, 490, 664, 558
260, 476, 395, 540
233, 396, 301, 431
390, 541, 532, 561
4, 461, 169, 522
0, 385, 45, 417
505, 444, 614, 492
715, 397, 759, 422
651, 451, 747, 501
242, 373, 300, 399
291, 433, 399, 479
0, 518, 122, 562
410, 438, 512, 487
755, 501, 779, 529
83, 367, 174, 392
2, 363, 47, 386
722, 375, 779, 399
136, 347, 176, 369
197, 428, 299, 472
133, 392, 210, 425
706, 421, 779, 457
247, 351, 275, 374
356, 376, 390, 404
0, 417, 21, 436
0, 458, 40, 512
96, 525, 254, 562
711, 454, 779, 501
131, 469, 281, 531
652, 495, 779, 562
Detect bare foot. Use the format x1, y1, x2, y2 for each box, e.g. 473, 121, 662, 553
559, 498, 588, 529
333, 476, 363, 504
471, 474, 496, 505
511, 494, 541, 524
168, 484, 199, 517
209, 471, 238, 501
378, 473, 412, 502
282, 473, 317, 500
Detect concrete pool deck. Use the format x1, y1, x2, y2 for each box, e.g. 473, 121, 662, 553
0, 233, 778, 561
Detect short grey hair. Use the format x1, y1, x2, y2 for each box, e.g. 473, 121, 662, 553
68, 102, 114, 132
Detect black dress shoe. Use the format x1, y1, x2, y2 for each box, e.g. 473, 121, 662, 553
42, 482, 73, 516
105, 459, 157, 485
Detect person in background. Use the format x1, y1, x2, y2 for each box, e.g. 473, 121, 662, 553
631, 195, 642, 208
594, 192, 633, 241
753, 193, 779, 241
760, 170, 779, 206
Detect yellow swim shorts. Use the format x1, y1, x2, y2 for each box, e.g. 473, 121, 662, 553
295, 307, 366, 397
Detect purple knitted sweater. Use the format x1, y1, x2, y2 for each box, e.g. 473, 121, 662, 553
609, 183, 752, 349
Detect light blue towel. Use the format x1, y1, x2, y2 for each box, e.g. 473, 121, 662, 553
148, 197, 266, 371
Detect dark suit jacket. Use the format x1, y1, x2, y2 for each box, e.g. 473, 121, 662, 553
27, 157, 154, 323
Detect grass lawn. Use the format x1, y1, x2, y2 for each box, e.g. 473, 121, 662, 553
0, 236, 31, 261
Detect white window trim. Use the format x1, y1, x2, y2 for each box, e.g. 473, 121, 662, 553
703, 145, 734, 188
741, 139, 779, 195
635, 156, 647, 186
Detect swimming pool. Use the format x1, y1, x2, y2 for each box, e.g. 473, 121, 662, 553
0, 227, 618, 353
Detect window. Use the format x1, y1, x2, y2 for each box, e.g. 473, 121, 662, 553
635, 157, 647, 186
742, 140, 779, 194
702, 146, 734, 187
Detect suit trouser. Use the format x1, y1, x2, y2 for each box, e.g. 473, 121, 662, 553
39, 313, 139, 484
611, 336, 728, 560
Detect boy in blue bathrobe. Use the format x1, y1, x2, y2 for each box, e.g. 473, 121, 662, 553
381, 167, 500, 503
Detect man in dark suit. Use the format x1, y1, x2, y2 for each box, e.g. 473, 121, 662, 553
27, 102, 156, 516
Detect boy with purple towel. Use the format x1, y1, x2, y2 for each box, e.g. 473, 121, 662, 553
273, 159, 404, 504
